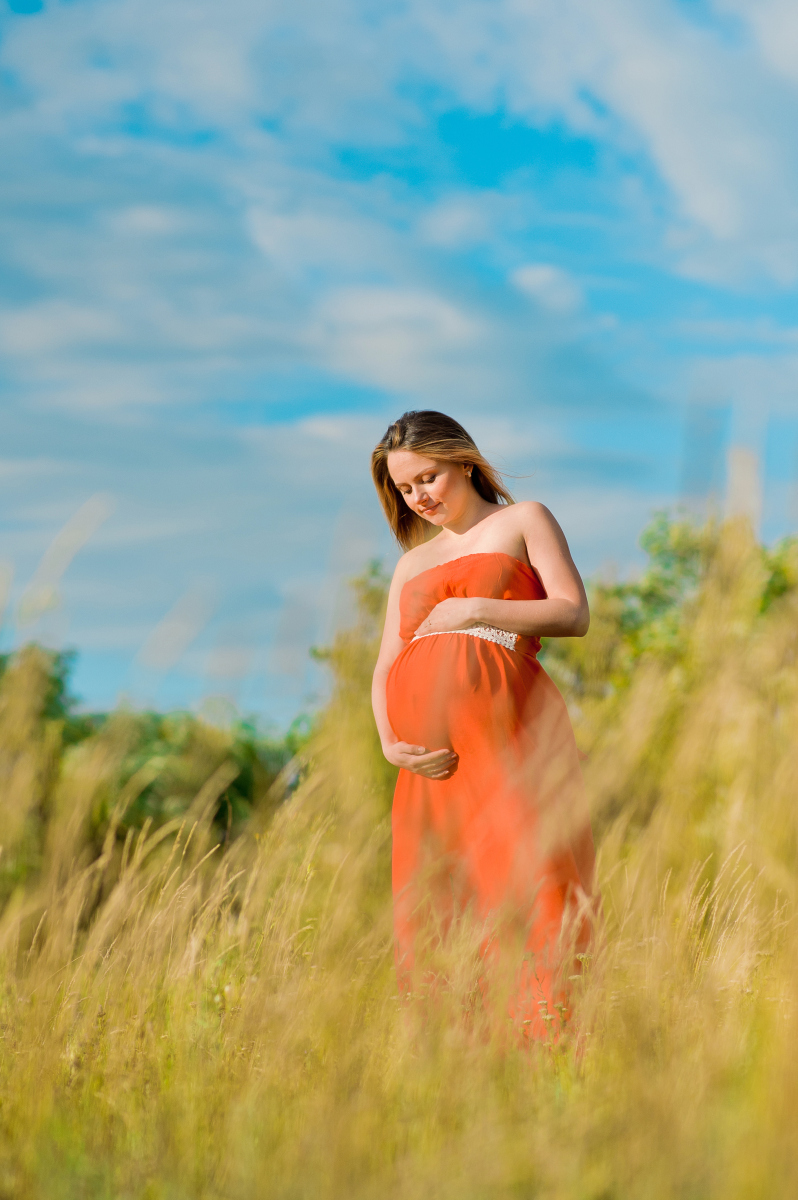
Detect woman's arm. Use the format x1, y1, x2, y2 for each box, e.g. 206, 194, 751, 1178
372, 560, 459, 780
414, 503, 589, 640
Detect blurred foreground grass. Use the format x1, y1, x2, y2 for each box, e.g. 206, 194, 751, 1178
1, 514, 798, 1197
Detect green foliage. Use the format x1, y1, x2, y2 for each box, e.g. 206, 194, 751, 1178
620, 510, 710, 645
541, 511, 798, 705
0, 644, 313, 902
761, 534, 798, 611
0, 647, 98, 744
111, 710, 310, 838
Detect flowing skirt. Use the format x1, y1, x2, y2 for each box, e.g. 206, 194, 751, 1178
387, 631, 595, 1039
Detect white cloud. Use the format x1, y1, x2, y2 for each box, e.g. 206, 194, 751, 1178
311, 286, 484, 394
719, 0, 798, 85
0, 457, 70, 483
2, 0, 798, 291
419, 197, 491, 248
109, 206, 183, 236
409, 0, 798, 281
3, 0, 798, 431
673, 317, 798, 346
511, 264, 583, 314
691, 352, 798, 424
0, 302, 122, 355
247, 206, 400, 279
299, 415, 375, 443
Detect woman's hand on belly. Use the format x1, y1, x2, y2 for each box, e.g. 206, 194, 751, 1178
414, 597, 480, 637
383, 741, 459, 780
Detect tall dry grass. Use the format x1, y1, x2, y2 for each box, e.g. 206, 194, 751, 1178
0, 518, 797, 1198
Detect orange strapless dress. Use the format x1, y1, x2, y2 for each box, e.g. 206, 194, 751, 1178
386, 552, 595, 1039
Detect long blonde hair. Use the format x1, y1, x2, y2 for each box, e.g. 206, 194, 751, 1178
371, 410, 514, 550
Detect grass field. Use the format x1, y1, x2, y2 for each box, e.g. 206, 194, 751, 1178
1, 515, 797, 1198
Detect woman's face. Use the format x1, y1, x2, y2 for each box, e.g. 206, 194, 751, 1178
387, 451, 472, 528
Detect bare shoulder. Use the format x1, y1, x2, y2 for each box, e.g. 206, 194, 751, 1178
512, 500, 566, 535
512, 502, 575, 564
391, 543, 428, 587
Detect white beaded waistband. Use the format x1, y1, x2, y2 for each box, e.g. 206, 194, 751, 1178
412, 624, 519, 652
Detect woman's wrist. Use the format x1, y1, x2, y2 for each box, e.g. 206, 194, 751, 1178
469, 597, 489, 626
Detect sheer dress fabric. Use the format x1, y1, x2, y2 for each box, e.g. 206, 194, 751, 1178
386, 552, 595, 1038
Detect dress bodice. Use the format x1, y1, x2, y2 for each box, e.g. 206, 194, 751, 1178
398, 552, 546, 645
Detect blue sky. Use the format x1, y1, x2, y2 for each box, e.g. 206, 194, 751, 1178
3, 0, 798, 724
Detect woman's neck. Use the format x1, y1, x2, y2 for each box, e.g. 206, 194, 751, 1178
438, 496, 500, 540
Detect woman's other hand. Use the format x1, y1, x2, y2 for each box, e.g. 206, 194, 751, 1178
382, 741, 459, 779
414, 597, 479, 637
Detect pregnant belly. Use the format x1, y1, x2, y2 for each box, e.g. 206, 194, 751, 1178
387, 633, 533, 754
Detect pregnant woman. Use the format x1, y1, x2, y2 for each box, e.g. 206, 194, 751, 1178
371, 410, 596, 1039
